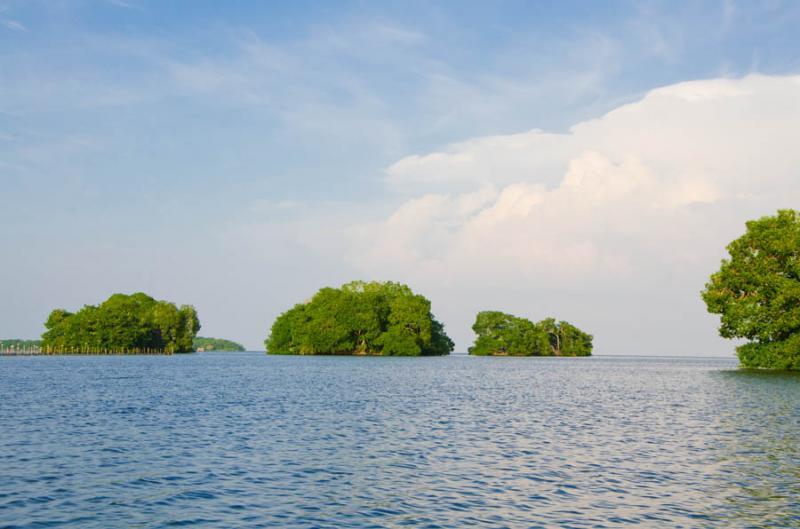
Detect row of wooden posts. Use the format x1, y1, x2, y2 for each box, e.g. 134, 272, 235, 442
1, 345, 174, 355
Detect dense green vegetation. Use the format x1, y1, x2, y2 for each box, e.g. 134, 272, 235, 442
0, 339, 42, 350
469, 311, 592, 356
702, 209, 800, 370
41, 292, 200, 354
193, 337, 246, 351
266, 281, 454, 356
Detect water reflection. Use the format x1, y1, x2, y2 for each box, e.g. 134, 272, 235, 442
702, 370, 800, 528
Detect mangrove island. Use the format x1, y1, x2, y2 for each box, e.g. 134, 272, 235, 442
41, 292, 200, 354
266, 281, 454, 356
193, 337, 246, 352
469, 311, 592, 356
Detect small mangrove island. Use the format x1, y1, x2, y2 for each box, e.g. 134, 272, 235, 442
469, 311, 592, 356
41, 292, 200, 354
266, 281, 454, 355
193, 337, 246, 352
703, 209, 800, 371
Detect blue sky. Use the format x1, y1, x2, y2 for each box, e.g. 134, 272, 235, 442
3, 1, 800, 353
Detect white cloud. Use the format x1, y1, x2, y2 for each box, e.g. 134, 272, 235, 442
106, 0, 140, 9
2, 19, 25, 31
346, 74, 800, 354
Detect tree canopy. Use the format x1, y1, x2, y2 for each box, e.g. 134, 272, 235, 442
193, 337, 246, 352
41, 292, 200, 354
469, 311, 592, 356
702, 209, 800, 370
265, 281, 454, 356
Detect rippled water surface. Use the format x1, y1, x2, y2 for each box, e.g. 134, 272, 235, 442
1, 354, 799, 528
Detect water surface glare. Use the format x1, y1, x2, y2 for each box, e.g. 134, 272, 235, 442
1, 354, 798, 528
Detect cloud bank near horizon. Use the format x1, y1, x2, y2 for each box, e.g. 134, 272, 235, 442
330, 74, 800, 354
5, 72, 800, 354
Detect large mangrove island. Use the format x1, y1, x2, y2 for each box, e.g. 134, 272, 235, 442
469, 311, 592, 356
266, 281, 454, 356
41, 292, 200, 354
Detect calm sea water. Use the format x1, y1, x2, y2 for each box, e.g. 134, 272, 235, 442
1, 354, 798, 529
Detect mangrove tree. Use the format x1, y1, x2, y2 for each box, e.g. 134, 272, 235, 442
702, 209, 800, 370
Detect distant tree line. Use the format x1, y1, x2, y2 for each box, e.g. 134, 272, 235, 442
193, 337, 246, 352
41, 292, 200, 354
266, 281, 454, 356
469, 311, 592, 356
1, 339, 42, 349
16, 211, 800, 370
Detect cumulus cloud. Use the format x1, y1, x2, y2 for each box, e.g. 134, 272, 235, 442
347, 75, 800, 354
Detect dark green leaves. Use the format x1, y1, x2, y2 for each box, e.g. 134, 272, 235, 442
702, 209, 800, 370
469, 311, 592, 356
40, 293, 200, 354
265, 281, 453, 356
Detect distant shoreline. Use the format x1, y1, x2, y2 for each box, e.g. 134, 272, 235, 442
0, 350, 739, 360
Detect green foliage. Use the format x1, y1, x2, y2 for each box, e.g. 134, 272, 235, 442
0, 339, 42, 350
265, 281, 454, 356
193, 337, 246, 352
40, 292, 200, 354
468, 311, 592, 356
702, 209, 800, 370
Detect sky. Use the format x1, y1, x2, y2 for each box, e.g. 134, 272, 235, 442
2, 0, 800, 354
